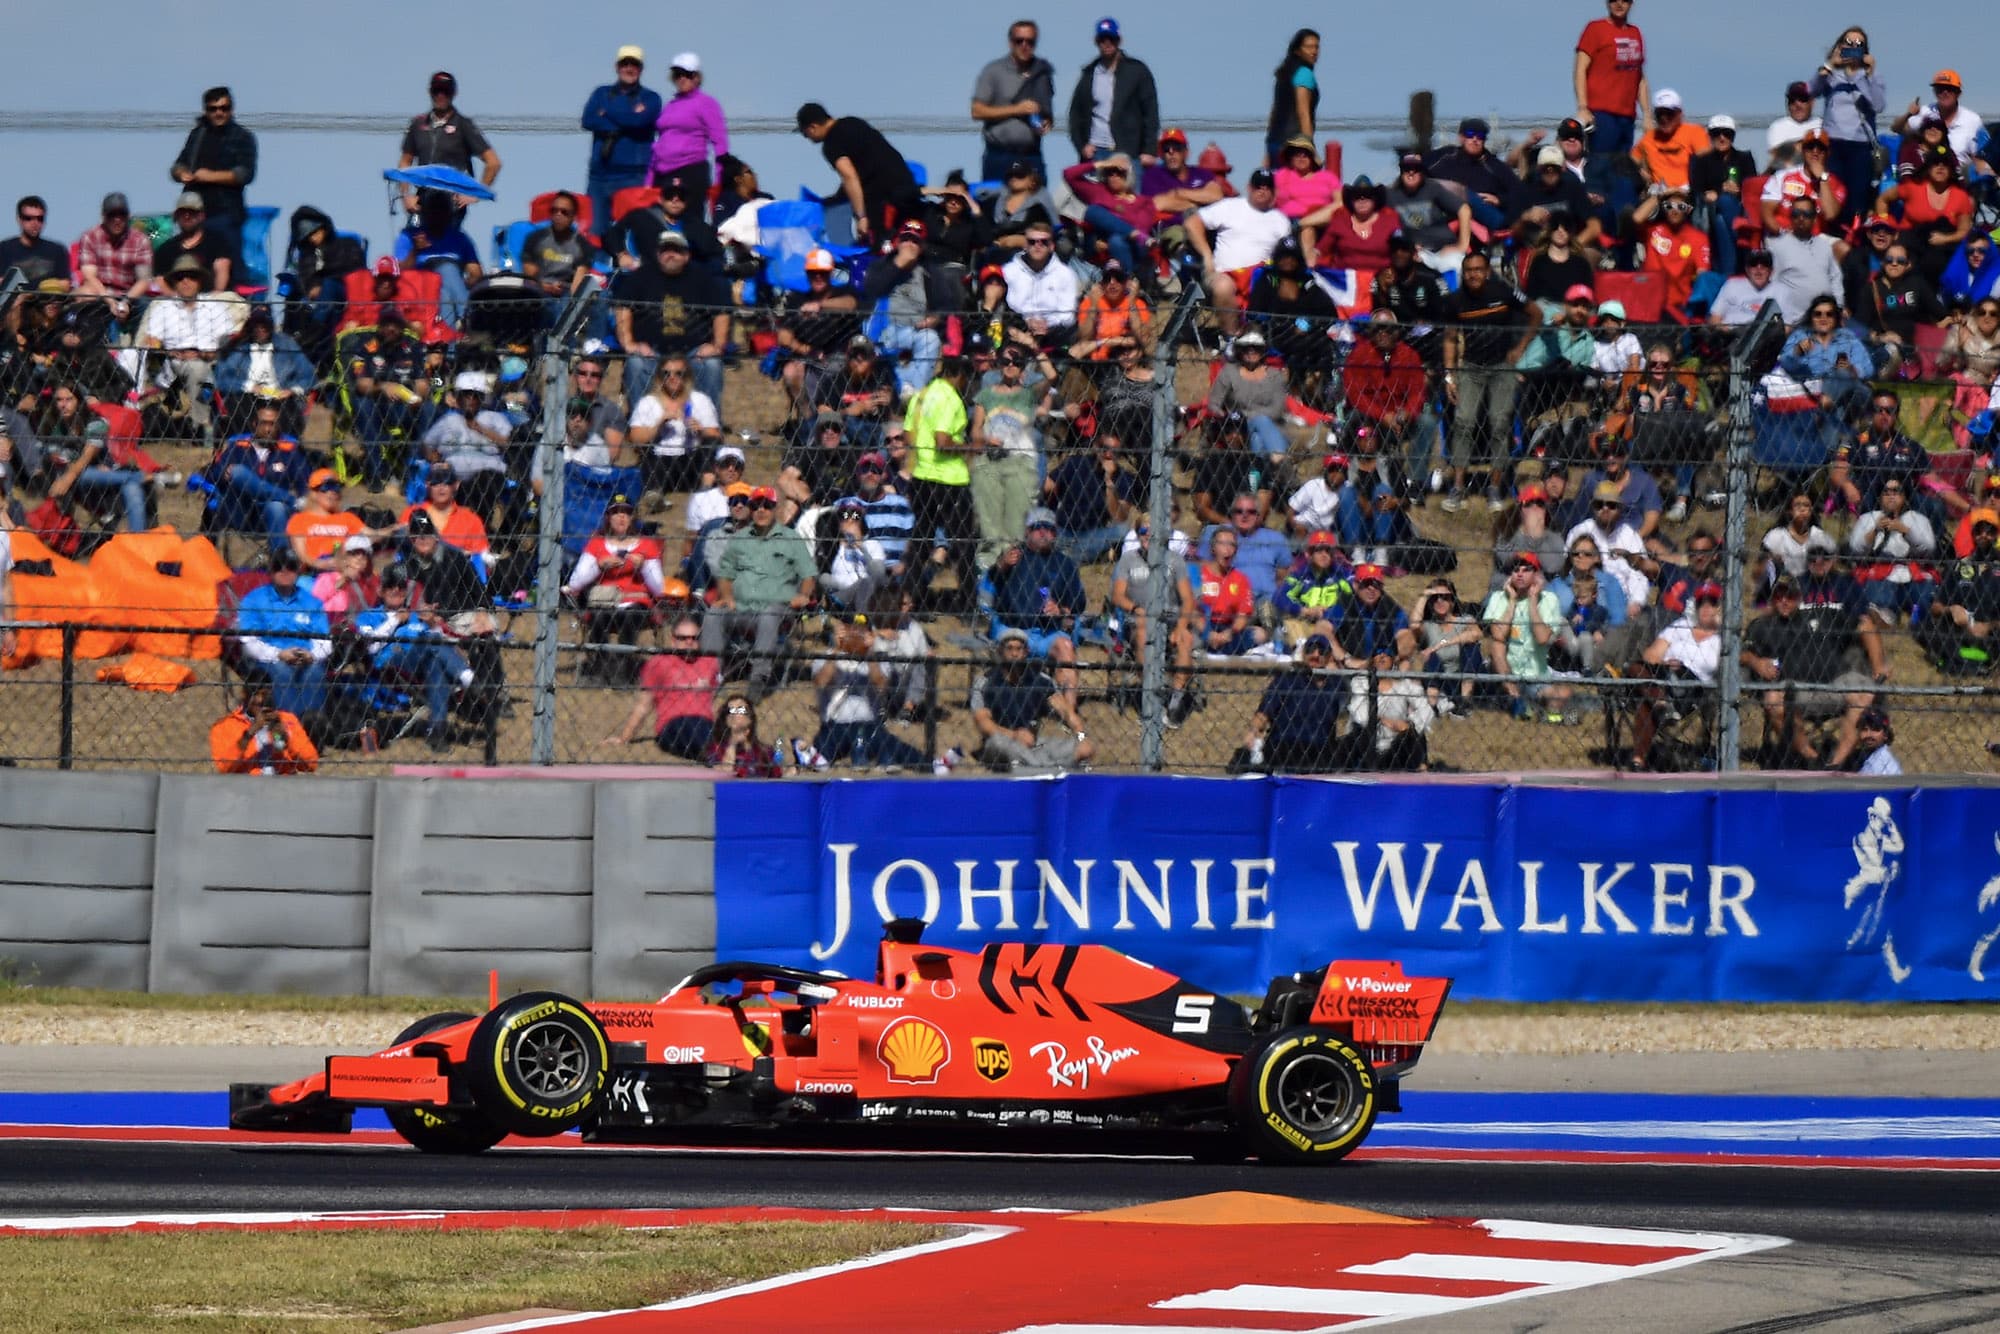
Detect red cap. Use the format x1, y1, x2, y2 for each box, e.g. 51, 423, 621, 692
1306, 530, 1340, 550
1353, 563, 1386, 584
1323, 452, 1349, 471
1693, 581, 1725, 603
1564, 283, 1596, 303
373, 256, 400, 278
978, 263, 1004, 283
1518, 483, 1548, 504
1511, 551, 1543, 571
750, 485, 778, 503
1159, 126, 1188, 148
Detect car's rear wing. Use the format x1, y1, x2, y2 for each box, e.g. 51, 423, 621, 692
1311, 959, 1451, 1079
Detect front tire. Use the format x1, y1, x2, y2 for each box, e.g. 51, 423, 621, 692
464, 992, 610, 1138
1234, 1028, 1377, 1163
383, 1012, 506, 1155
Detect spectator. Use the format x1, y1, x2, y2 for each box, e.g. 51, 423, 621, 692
1185, 169, 1292, 332
1416, 579, 1485, 715
1632, 184, 1712, 314
1589, 301, 1644, 386
972, 20, 1057, 183
420, 375, 512, 524
1368, 234, 1450, 367
1491, 483, 1570, 592
1628, 580, 1725, 770
1385, 154, 1475, 259
1690, 115, 1758, 275
1274, 138, 1341, 243
806, 613, 926, 772
1483, 551, 1574, 721
0, 195, 70, 288
311, 535, 381, 627
1343, 311, 1429, 478
1709, 248, 1780, 327
1427, 117, 1519, 231
353, 566, 475, 752
581, 46, 662, 238
919, 184, 992, 271
1741, 572, 1877, 769
990, 505, 1086, 702
903, 356, 978, 602
1761, 129, 1847, 235
1142, 128, 1224, 212
1328, 563, 1416, 668
705, 693, 786, 778
1855, 243, 1945, 376
971, 628, 1094, 773
400, 466, 495, 572
1768, 81, 1822, 164
1316, 177, 1397, 271
521, 191, 601, 301
595, 612, 716, 758
1286, 450, 1348, 536
342, 309, 432, 492
1063, 157, 1157, 277
1195, 527, 1267, 656
823, 500, 890, 614
702, 485, 815, 699
1205, 330, 1292, 460
1274, 529, 1351, 649
214, 305, 313, 439
36, 411, 145, 538
689, 483, 752, 592
610, 173, 723, 269
394, 192, 483, 328
1837, 389, 1930, 517
236, 547, 331, 717
1849, 478, 1937, 625
74, 193, 152, 312
780, 411, 859, 523
1567, 482, 1653, 623
1767, 202, 1847, 323
1891, 70, 1986, 172
838, 451, 916, 580
1201, 489, 1292, 611
1245, 237, 1336, 375
1242, 634, 1343, 772
1001, 219, 1080, 346
566, 496, 667, 676
170, 86, 257, 246
399, 509, 501, 712
613, 229, 729, 412
138, 253, 235, 436
1574, 0, 1650, 157
1110, 518, 1198, 725
1087, 333, 1163, 444
969, 410, 1041, 572
1803, 28, 1886, 214
650, 53, 728, 206
1632, 90, 1708, 193
1939, 238, 2000, 312
1264, 29, 1321, 165
628, 352, 721, 506
288, 469, 365, 574
1340, 647, 1435, 772
682, 443, 746, 547
1332, 443, 1414, 570
397, 72, 501, 213
1442, 252, 1538, 511
1778, 301, 1873, 445
1764, 491, 1839, 589
1190, 414, 1270, 528
859, 220, 953, 398
1918, 510, 2000, 672
205, 401, 307, 553
1882, 146, 1975, 286
209, 683, 318, 776
987, 160, 1058, 252
40, 310, 131, 408
795, 102, 920, 244
1066, 17, 1159, 164
1849, 707, 1901, 776
714, 154, 774, 227
1577, 437, 1664, 539
1043, 430, 1137, 566
1511, 157, 1600, 255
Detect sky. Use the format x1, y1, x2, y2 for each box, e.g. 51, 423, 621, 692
3, 0, 1996, 265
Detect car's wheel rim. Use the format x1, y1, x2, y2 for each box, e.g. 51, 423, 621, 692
1275, 1052, 1359, 1135
512, 1020, 591, 1099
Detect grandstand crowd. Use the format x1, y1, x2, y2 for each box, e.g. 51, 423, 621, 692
6, 5, 2000, 777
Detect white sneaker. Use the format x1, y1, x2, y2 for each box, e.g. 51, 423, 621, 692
932, 746, 964, 776
1665, 497, 1689, 523
792, 736, 830, 771
152, 469, 186, 489
1440, 489, 1466, 513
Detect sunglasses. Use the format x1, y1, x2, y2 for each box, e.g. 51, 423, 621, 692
1011, 34, 1037, 46
1648, 360, 1672, 369
575, 369, 602, 380
673, 633, 700, 642
206, 103, 232, 113
726, 704, 750, 715
1979, 307, 2000, 317
1884, 256, 1911, 266
661, 368, 688, 377
750, 497, 779, 510
729, 495, 751, 505
1810, 308, 1838, 319
1231, 507, 1260, 516
1873, 403, 1899, 413
1572, 548, 1599, 558
1594, 500, 1622, 509
1026, 237, 1054, 247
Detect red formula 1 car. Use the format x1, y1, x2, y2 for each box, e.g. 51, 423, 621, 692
230, 921, 1450, 1163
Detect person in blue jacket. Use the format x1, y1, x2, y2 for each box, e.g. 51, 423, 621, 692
214, 306, 315, 439
354, 565, 474, 751
205, 401, 310, 555
1778, 300, 1874, 448
235, 547, 331, 717
582, 46, 663, 241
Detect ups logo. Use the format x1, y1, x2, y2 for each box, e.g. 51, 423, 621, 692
973, 1037, 1012, 1083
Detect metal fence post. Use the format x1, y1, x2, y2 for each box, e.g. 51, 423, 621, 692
529, 281, 601, 765
1717, 300, 1784, 772
58, 622, 77, 770
1139, 283, 1206, 772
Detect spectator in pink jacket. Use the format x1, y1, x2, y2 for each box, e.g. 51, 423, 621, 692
1062, 157, 1156, 277
650, 52, 729, 209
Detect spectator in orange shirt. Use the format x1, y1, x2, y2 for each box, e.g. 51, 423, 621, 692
1071, 260, 1154, 360
1631, 89, 1708, 192
1633, 184, 1713, 313
401, 463, 491, 567
209, 683, 319, 775
287, 469, 366, 573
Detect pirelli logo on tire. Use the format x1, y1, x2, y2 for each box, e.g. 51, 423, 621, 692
972, 1037, 1012, 1083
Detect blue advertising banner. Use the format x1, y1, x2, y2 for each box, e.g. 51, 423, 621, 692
713, 777, 2000, 1002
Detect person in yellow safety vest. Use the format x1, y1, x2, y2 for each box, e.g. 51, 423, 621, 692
902, 355, 978, 608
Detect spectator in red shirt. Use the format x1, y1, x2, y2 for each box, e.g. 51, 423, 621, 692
1761, 129, 1847, 233
1633, 184, 1712, 314
604, 615, 719, 759
1196, 527, 1268, 656
1343, 311, 1429, 463
705, 692, 785, 777
1880, 145, 1976, 286
1574, 0, 1649, 155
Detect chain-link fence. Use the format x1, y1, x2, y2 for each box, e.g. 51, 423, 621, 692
5, 275, 2000, 775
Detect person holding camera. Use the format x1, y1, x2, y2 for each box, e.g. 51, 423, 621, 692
209, 683, 319, 775
1805, 27, 1887, 219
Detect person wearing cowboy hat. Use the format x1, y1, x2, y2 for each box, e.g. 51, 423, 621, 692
138, 249, 237, 436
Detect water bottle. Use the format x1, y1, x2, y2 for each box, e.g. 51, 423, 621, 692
358, 724, 380, 754
1028, 114, 1044, 130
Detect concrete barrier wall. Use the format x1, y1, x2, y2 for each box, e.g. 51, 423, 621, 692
0, 772, 718, 997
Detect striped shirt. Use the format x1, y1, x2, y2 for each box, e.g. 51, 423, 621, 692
839, 489, 915, 565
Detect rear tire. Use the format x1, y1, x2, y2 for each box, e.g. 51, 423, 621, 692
1233, 1028, 1377, 1164
383, 1012, 505, 1155
464, 992, 610, 1138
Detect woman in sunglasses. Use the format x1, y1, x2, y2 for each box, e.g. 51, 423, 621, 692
704, 692, 784, 777
1854, 242, 1944, 377
1940, 233, 2000, 310
1628, 580, 1726, 771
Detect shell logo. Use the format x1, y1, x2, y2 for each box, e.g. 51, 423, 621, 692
877, 1016, 951, 1084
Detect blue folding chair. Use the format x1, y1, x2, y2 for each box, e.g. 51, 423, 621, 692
235, 205, 280, 293
491, 220, 538, 273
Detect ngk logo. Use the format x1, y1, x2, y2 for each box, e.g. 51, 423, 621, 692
1342, 976, 1414, 994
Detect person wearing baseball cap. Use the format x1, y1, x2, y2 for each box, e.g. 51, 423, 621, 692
72, 191, 151, 302
1894, 70, 1978, 169
1421, 116, 1515, 233
1633, 174, 1710, 312
1142, 126, 1225, 211
152, 189, 232, 291
1275, 525, 1350, 654
286, 467, 366, 573
795, 102, 921, 244
1687, 112, 1757, 274
650, 53, 725, 210
682, 443, 749, 537
397, 71, 499, 216
1482, 545, 1573, 723
1185, 161, 1289, 333
234, 542, 333, 720
1286, 449, 1349, 535
1925, 508, 2000, 673
1633, 89, 1709, 198
1384, 152, 1474, 255
582, 47, 662, 246
1067, 17, 1160, 167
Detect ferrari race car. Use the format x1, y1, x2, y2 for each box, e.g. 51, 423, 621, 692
230, 920, 1450, 1163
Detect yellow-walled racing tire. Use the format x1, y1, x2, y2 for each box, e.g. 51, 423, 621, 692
464, 992, 610, 1138
1232, 1027, 1377, 1164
